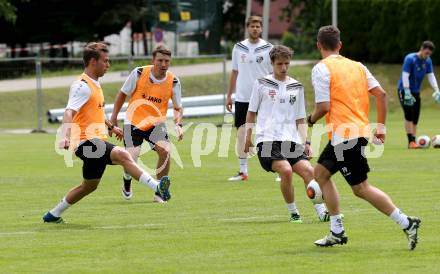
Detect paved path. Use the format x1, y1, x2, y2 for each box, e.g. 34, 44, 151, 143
0, 60, 314, 93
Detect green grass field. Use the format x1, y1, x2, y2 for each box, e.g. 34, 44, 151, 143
1, 64, 440, 273
0, 107, 439, 273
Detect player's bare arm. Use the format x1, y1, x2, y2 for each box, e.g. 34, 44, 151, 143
226, 70, 238, 112
59, 108, 77, 150
105, 119, 123, 141
173, 105, 184, 141
307, 102, 330, 127
244, 111, 256, 153
369, 85, 387, 143
296, 118, 312, 157
110, 91, 127, 127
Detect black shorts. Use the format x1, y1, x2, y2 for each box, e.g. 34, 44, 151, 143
124, 124, 169, 148
398, 89, 421, 124
257, 141, 308, 172
234, 101, 249, 128
317, 138, 370, 186
75, 138, 115, 180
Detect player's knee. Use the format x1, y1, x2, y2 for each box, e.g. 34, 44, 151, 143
301, 165, 314, 181
351, 183, 367, 198
313, 165, 329, 183
113, 148, 133, 164
81, 180, 100, 193
156, 143, 171, 157
314, 171, 326, 184
278, 166, 292, 178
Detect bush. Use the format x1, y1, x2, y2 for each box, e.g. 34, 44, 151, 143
281, 31, 320, 59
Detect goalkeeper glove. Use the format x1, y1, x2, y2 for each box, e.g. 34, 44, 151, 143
432, 88, 440, 104
403, 88, 416, 106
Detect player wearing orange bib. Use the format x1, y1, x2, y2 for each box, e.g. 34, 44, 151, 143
308, 26, 420, 250
110, 45, 183, 202
43, 42, 171, 223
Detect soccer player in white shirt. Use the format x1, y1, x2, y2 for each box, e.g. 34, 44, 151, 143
226, 16, 273, 181
244, 45, 329, 223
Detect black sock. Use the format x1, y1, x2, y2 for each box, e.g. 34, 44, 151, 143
123, 177, 132, 191
407, 134, 415, 143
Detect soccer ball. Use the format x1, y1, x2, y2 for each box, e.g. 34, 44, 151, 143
306, 181, 324, 204
432, 135, 440, 148
416, 135, 431, 148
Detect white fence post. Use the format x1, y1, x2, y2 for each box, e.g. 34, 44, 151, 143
32, 56, 46, 133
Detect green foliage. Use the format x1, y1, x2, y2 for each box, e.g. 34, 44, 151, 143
0, 0, 17, 23
222, 0, 247, 42
280, 0, 329, 56
288, 0, 440, 63
281, 31, 295, 47
336, 0, 440, 63
280, 31, 320, 59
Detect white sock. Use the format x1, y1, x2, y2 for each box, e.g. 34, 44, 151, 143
123, 172, 132, 181
330, 214, 344, 234
139, 172, 159, 191
314, 203, 327, 217
287, 202, 299, 215
49, 197, 71, 217
239, 158, 248, 175
389, 208, 409, 229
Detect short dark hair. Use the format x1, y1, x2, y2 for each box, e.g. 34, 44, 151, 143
246, 16, 263, 27
269, 45, 293, 62
317, 25, 341, 51
421, 40, 435, 51
83, 42, 108, 66
152, 45, 172, 58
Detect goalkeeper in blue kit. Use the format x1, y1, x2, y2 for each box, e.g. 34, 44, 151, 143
397, 41, 440, 148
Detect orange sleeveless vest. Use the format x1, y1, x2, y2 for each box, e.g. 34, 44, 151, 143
126, 66, 173, 131
71, 73, 107, 143
321, 56, 370, 141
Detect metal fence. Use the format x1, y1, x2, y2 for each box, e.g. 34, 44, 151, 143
0, 54, 228, 130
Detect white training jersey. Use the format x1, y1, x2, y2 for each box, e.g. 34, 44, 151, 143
231, 38, 273, 102
66, 73, 101, 111
311, 55, 380, 103
248, 74, 306, 144
120, 66, 182, 107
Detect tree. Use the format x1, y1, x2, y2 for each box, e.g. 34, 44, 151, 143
0, 0, 150, 56
0, 0, 20, 23
280, 0, 329, 55
222, 0, 247, 42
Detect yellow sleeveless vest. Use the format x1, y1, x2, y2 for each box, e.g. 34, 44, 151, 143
71, 73, 107, 144
321, 56, 370, 140
126, 66, 173, 131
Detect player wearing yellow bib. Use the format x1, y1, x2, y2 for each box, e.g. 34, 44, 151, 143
43, 42, 171, 223
309, 26, 420, 250
110, 45, 183, 202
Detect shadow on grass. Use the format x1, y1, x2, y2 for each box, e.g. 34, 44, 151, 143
279, 244, 355, 256
221, 216, 323, 225
36, 222, 164, 232
102, 200, 157, 206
